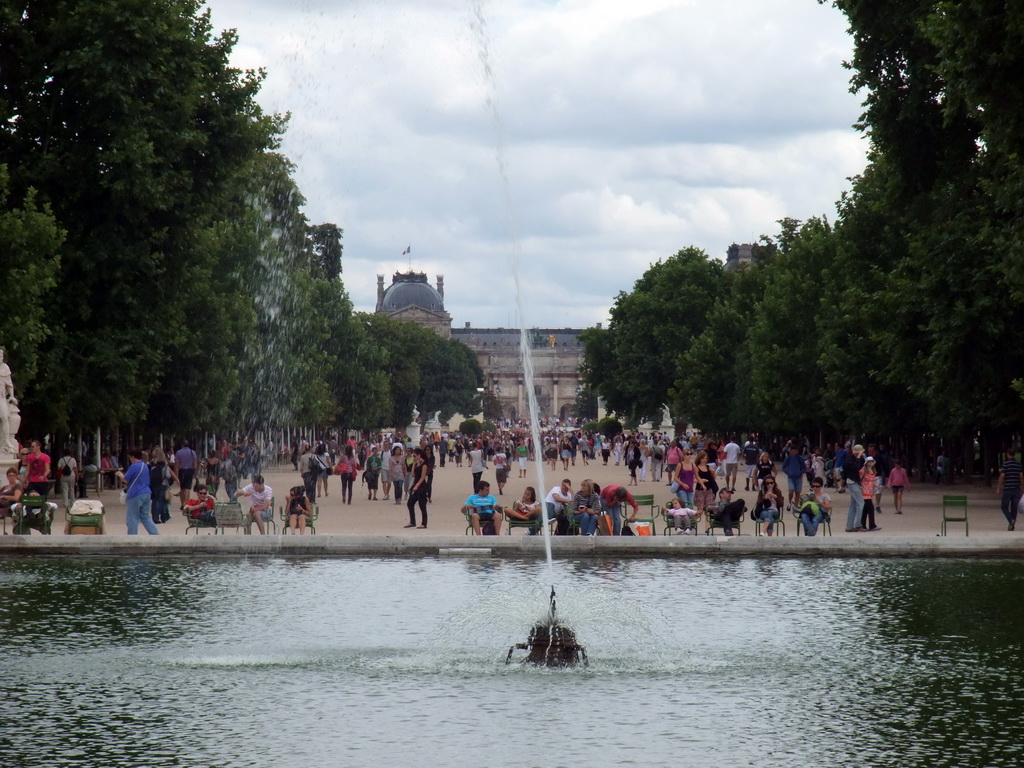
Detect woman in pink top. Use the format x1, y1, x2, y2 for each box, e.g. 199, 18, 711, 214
665, 442, 683, 486
887, 459, 910, 515
673, 449, 696, 505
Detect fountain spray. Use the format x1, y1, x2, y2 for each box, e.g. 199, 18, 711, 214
471, 2, 585, 666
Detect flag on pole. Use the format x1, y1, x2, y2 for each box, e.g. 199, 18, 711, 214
402, 245, 411, 256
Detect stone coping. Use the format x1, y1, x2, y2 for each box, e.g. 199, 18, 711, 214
2, 534, 1022, 559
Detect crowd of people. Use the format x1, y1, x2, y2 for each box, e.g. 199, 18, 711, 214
444, 430, 925, 538
9, 424, 1022, 538
0, 436, 280, 535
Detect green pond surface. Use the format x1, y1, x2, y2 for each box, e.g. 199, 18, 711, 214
1, 556, 1022, 767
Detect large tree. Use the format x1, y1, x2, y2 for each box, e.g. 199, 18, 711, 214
0, 166, 64, 386
823, 0, 1024, 436
0, 0, 278, 433
580, 247, 724, 422
418, 338, 484, 424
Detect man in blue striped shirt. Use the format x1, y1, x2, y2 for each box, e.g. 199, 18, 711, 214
996, 448, 1023, 531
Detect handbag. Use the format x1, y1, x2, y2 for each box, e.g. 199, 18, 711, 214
119, 467, 141, 504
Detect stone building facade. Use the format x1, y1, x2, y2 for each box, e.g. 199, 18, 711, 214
450, 325, 584, 422
375, 271, 585, 420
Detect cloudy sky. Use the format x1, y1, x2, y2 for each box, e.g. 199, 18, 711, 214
206, 0, 866, 329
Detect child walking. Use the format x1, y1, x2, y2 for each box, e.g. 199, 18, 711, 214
860, 456, 881, 531
888, 459, 910, 515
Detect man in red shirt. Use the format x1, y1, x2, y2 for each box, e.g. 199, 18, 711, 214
25, 440, 51, 497
184, 485, 216, 524
599, 484, 638, 535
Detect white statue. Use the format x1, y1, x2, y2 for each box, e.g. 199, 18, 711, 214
4, 399, 20, 455
430, 410, 441, 426
0, 348, 18, 456
410, 405, 420, 425
661, 403, 672, 428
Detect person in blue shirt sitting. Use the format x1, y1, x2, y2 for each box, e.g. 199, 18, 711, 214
463, 480, 504, 535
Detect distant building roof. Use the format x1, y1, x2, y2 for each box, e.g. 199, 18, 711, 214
377, 271, 444, 313
724, 243, 756, 271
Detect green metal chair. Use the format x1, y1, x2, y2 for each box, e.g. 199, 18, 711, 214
506, 514, 541, 535
65, 499, 105, 534
12, 495, 54, 535
629, 493, 659, 535
754, 509, 786, 537
243, 496, 277, 534
793, 501, 832, 537
464, 505, 500, 535
183, 504, 217, 534
941, 495, 968, 536
661, 500, 700, 535
280, 501, 317, 534
213, 501, 245, 534
705, 503, 746, 536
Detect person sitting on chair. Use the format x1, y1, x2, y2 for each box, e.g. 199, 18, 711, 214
572, 479, 602, 536
799, 479, 832, 536
463, 480, 503, 535
0, 466, 23, 525
184, 484, 216, 525
665, 497, 701, 534
286, 485, 312, 534
10, 489, 58, 533
236, 474, 272, 534
545, 479, 574, 535
505, 486, 542, 533
708, 487, 745, 536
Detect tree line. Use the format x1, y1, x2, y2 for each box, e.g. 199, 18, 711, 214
0, 0, 481, 441
581, 0, 1024, 464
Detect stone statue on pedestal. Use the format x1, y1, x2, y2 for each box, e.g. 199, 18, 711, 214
661, 404, 672, 428
407, 405, 422, 442
0, 348, 20, 456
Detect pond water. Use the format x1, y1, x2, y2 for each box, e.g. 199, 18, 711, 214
2, 556, 1023, 767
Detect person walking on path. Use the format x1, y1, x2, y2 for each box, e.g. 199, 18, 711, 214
55, 448, 78, 512
174, 440, 197, 511
996, 447, 1023, 531
843, 444, 867, 532
405, 448, 429, 529
888, 459, 910, 515
781, 444, 807, 512
469, 441, 486, 494
117, 448, 158, 535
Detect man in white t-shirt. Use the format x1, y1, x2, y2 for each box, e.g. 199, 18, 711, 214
723, 439, 741, 491
545, 479, 574, 535
237, 475, 273, 535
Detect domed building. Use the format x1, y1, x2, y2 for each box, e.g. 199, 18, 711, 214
375, 269, 588, 421
375, 271, 451, 339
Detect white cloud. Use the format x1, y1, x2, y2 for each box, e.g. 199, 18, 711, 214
205, 0, 866, 328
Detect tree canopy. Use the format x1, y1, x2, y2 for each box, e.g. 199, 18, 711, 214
0, 0, 484, 439
582, 1, 1024, 440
